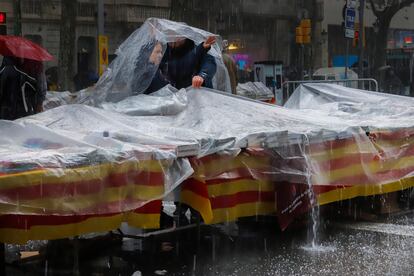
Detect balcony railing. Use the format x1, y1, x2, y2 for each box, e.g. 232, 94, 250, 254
21, 0, 41, 17
77, 2, 96, 19
116, 5, 170, 23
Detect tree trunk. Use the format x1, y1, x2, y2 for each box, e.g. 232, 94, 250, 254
58, 0, 77, 91
372, 17, 391, 75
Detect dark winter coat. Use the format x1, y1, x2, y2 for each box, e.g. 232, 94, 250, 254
158, 39, 217, 91
144, 64, 170, 94
0, 57, 43, 120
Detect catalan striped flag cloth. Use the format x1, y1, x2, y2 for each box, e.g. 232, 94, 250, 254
0, 159, 167, 244
181, 148, 277, 224
183, 129, 414, 228
313, 129, 414, 205
279, 129, 414, 228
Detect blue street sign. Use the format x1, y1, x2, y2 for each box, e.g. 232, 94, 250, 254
345, 8, 355, 29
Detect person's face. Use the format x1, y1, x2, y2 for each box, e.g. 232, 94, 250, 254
149, 43, 163, 65
168, 38, 186, 49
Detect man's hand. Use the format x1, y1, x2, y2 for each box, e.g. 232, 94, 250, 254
203, 36, 217, 49
36, 104, 44, 113
192, 76, 204, 88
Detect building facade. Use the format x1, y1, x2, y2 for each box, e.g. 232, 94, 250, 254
0, 0, 171, 73
1, 0, 311, 82
320, 0, 414, 69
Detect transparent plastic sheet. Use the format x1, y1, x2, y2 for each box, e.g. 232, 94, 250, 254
285, 83, 414, 127
5, 80, 414, 238
164, 83, 414, 228
236, 82, 274, 101
28, 87, 351, 159
4, 86, 386, 215
1, 20, 412, 245
0, 119, 194, 217
101, 85, 188, 116
280, 84, 414, 221
43, 90, 78, 110
77, 18, 231, 107
5, 17, 414, 239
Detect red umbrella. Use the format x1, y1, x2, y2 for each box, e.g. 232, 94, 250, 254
0, 35, 53, 61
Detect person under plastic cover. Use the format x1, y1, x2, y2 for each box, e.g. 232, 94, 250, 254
131, 41, 167, 94
134, 36, 218, 94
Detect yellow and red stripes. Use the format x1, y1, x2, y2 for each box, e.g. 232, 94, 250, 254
207, 178, 276, 224
182, 150, 277, 224
0, 160, 166, 215
184, 130, 414, 225
3, 128, 414, 242
310, 129, 414, 204
0, 159, 166, 243
0, 200, 162, 244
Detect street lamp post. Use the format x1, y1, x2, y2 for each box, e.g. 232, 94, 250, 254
97, 0, 108, 76
97, 0, 104, 35
358, 0, 365, 83
13, 0, 21, 36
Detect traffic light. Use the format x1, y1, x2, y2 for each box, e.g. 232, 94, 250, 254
353, 23, 365, 47
353, 29, 359, 47
295, 19, 311, 44
0, 12, 6, 35
295, 27, 304, 44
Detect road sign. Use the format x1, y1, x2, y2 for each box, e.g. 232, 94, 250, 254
347, 0, 357, 8
345, 28, 355, 39
98, 35, 108, 76
345, 8, 355, 29
345, 8, 356, 39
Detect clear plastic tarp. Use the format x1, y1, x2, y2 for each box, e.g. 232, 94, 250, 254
2, 85, 377, 218
79, 17, 231, 106
236, 82, 274, 101
3, 19, 414, 240
285, 83, 414, 128
284, 83, 414, 188
0, 116, 194, 216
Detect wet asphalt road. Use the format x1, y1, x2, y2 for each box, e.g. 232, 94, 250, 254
6, 212, 414, 276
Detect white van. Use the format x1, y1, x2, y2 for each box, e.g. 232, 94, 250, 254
312, 67, 358, 88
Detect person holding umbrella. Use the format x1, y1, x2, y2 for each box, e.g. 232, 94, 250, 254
0, 56, 47, 119
0, 35, 52, 120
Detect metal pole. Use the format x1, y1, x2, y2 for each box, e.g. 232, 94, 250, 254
358, 0, 365, 85
410, 52, 413, 84
13, 0, 22, 36
410, 52, 414, 96
97, 0, 105, 75
345, 39, 349, 79
301, 45, 305, 80
97, 0, 104, 35
73, 237, 80, 276
0, 243, 5, 276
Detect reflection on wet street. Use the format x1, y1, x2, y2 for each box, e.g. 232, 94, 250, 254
6, 212, 414, 276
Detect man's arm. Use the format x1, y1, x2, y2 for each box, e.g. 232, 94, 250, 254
193, 36, 216, 64
193, 54, 217, 89
192, 36, 217, 88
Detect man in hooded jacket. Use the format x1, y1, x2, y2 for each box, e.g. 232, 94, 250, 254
142, 36, 217, 94
160, 36, 217, 90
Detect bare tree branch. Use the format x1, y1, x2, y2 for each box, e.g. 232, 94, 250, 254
370, 0, 414, 73
387, 0, 414, 18
369, 0, 381, 17
400, 0, 414, 9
